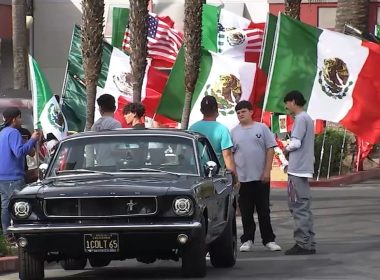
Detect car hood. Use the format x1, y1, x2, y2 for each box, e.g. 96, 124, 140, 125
18, 175, 203, 198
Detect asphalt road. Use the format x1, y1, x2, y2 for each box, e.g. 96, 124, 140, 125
2, 180, 380, 280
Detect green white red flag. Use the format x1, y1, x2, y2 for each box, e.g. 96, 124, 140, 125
264, 14, 380, 143
29, 55, 67, 140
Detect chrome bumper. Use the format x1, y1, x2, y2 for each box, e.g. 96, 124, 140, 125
8, 222, 201, 234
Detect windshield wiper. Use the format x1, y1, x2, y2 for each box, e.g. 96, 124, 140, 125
119, 168, 181, 177
55, 169, 115, 176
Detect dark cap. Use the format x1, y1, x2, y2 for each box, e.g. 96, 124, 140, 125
2, 107, 21, 122
200, 95, 218, 115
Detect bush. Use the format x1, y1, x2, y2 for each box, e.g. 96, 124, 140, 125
0, 234, 10, 256
314, 129, 353, 178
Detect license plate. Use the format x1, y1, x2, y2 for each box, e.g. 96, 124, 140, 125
84, 233, 119, 253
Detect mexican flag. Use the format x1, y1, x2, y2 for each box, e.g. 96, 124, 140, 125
202, 4, 264, 63
62, 25, 169, 131
156, 49, 256, 129
264, 14, 380, 143
29, 55, 67, 140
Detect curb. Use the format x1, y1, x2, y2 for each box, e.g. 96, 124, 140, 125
0, 256, 18, 274
271, 168, 380, 188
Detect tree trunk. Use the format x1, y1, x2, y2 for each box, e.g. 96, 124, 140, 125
181, 0, 203, 129
335, 0, 369, 33
12, 0, 27, 89
81, 0, 104, 131
129, 0, 149, 103
284, 0, 302, 20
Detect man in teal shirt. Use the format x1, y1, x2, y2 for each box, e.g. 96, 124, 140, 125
190, 96, 236, 174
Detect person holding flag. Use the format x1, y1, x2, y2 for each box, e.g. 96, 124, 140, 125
0, 107, 40, 243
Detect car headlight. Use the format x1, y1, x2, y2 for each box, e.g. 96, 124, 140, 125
173, 197, 193, 216
13, 201, 32, 219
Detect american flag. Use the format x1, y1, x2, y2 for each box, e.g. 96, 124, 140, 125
122, 13, 183, 66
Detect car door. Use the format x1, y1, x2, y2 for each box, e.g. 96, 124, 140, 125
198, 138, 232, 239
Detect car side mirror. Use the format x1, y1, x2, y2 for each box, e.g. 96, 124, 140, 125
205, 161, 217, 178
39, 163, 48, 177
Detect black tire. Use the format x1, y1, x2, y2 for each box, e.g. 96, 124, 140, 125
60, 258, 87, 270
89, 257, 111, 268
18, 247, 44, 280
181, 216, 206, 278
209, 208, 237, 268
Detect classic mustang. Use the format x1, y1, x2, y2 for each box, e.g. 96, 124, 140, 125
8, 129, 237, 279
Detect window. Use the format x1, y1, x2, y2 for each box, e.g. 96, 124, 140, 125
318, 7, 337, 30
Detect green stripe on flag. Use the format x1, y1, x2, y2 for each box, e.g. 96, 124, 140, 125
67, 25, 113, 88
259, 13, 277, 74
29, 56, 54, 129
112, 7, 130, 49
265, 14, 322, 113
202, 4, 220, 52
156, 48, 213, 122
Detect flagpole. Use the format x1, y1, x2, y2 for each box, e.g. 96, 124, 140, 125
316, 127, 327, 181
338, 129, 347, 176
327, 144, 333, 179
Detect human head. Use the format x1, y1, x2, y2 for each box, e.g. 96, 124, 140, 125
2, 107, 22, 128
283, 90, 306, 114
97, 94, 116, 115
235, 100, 253, 125
200, 96, 218, 118
123, 102, 145, 125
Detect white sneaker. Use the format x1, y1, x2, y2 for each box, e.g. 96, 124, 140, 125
265, 242, 282, 251
239, 240, 253, 252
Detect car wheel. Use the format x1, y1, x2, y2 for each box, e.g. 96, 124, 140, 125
209, 208, 237, 268
181, 216, 206, 278
89, 257, 111, 268
60, 258, 87, 270
18, 247, 44, 280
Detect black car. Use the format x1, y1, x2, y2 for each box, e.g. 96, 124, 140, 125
8, 129, 237, 279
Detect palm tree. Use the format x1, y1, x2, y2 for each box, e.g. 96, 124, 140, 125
335, 0, 369, 33
181, 0, 204, 129
12, 0, 27, 89
129, 0, 149, 103
81, 0, 104, 130
284, 0, 302, 20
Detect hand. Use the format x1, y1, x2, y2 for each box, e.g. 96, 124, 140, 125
283, 149, 289, 160
31, 131, 41, 141
261, 170, 271, 183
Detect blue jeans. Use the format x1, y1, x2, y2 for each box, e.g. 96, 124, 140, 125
0, 179, 25, 235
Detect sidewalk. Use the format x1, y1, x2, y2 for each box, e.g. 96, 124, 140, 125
271, 167, 380, 188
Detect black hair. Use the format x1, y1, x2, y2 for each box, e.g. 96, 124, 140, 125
0, 107, 21, 131
123, 102, 145, 118
283, 90, 307, 106
200, 96, 218, 116
97, 94, 116, 112
235, 100, 253, 112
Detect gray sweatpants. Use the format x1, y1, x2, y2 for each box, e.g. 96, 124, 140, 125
287, 174, 316, 250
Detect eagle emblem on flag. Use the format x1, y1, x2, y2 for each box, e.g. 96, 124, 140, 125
113, 72, 133, 97
47, 103, 65, 133
205, 74, 242, 116
318, 57, 353, 99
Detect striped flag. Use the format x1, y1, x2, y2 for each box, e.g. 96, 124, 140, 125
122, 13, 183, 66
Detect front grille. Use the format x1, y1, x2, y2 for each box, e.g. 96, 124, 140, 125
44, 196, 157, 217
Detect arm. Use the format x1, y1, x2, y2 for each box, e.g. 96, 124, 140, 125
222, 148, 236, 175
261, 147, 274, 183
9, 130, 37, 158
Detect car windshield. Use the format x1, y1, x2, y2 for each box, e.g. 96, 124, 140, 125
47, 134, 198, 177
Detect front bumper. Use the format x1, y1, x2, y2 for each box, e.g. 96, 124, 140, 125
8, 221, 201, 234
8, 222, 202, 257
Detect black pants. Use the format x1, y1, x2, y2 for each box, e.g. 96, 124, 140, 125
238, 181, 276, 245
